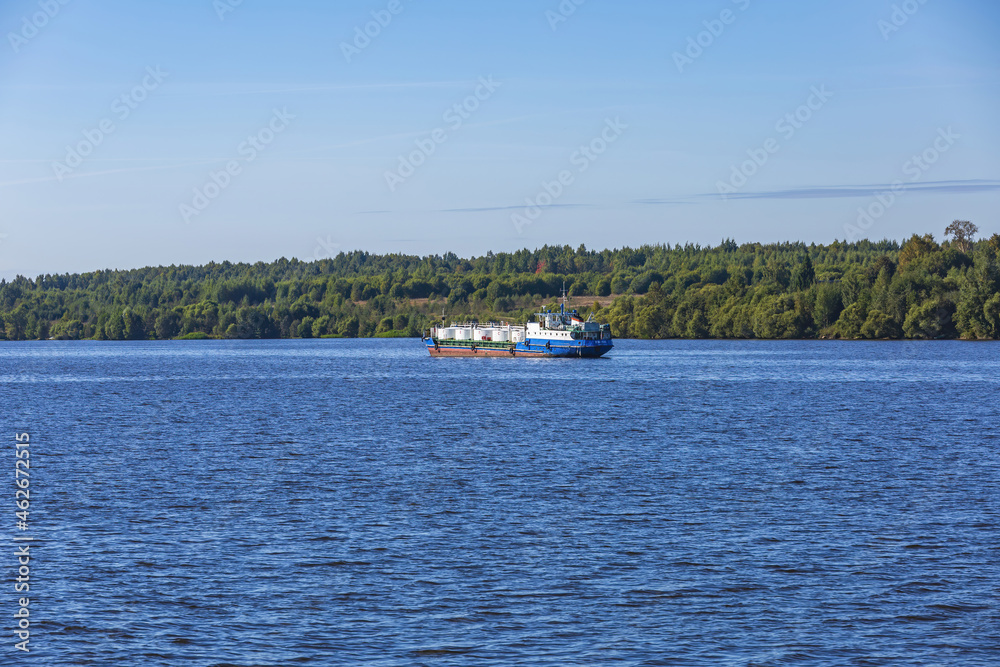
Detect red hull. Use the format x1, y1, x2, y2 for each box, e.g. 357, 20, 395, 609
428, 346, 543, 357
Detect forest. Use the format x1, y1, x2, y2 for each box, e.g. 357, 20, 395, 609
2, 222, 998, 341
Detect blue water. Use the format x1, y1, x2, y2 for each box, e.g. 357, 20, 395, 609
2, 339, 999, 666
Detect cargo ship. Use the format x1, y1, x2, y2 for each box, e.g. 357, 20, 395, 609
422, 297, 613, 358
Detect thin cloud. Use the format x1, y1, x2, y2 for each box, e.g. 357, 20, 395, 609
4, 80, 477, 95
632, 180, 1000, 204
441, 203, 589, 213
0, 159, 225, 188
401, 180, 1000, 215
632, 198, 693, 206
705, 179, 1000, 201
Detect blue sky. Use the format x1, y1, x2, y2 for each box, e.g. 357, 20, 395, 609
1, 0, 997, 278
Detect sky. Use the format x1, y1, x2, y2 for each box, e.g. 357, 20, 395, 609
0, 0, 998, 279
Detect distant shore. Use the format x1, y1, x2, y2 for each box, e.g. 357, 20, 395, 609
3, 235, 998, 342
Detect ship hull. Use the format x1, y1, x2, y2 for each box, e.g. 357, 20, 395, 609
425, 339, 612, 358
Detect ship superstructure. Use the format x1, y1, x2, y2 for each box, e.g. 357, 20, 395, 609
423, 296, 613, 358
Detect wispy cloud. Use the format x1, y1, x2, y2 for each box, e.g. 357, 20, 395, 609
0, 159, 224, 189
441, 203, 588, 213
3, 80, 478, 95
383, 180, 999, 216
704, 179, 1000, 201
632, 179, 1000, 205
632, 198, 693, 206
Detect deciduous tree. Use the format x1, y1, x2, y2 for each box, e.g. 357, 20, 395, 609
944, 220, 978, 253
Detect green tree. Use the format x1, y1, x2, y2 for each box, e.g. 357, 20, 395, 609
751, 294, 806, 339
3, 306, 28, 341
122, 309, 145, 340
298, 316, 315, 338
338, 315, 360, 338
633, 303, 667, 338
312, 315, 330, 337
860, 310, 901, 339
988, 233, 1000, 257
836, 303, 867, 339
51, 319, 84, 340
104, 312, 125, 340
898, 233, 939, 268
155, 311, 182, 339
903, 299, 956, 339
790, 254, 815, 291
813, 284, 843, 329
944, 220, 978, 253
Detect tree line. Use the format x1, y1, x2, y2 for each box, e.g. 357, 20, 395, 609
2, 224, 998, 341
